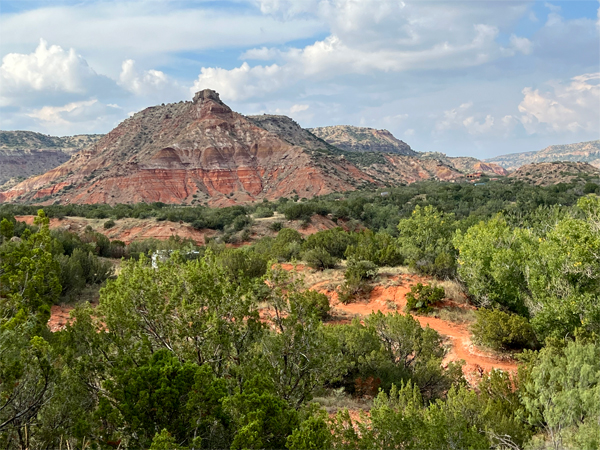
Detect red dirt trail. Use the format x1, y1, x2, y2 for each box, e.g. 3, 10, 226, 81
48, 264, 518, 384
297, 269, 518, 384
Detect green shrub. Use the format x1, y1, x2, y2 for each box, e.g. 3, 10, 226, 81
405, 283, 445, 313
103, 219, 116, 229
345, 259, 378, 283
471, 309, 538, 351
253, 206, 274, 218
269, 222, 283, 232
301, 247, 338, 270
298, 290, 330, 320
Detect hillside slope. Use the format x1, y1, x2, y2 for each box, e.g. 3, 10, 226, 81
508, 161, 600, 185
309, 125, 417, 156
0, 91, 381, 206
0, 91, 504, 206
0, 131, 103, 187
486, 140, 600, 170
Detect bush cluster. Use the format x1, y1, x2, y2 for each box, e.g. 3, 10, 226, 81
405, 283, 445, 313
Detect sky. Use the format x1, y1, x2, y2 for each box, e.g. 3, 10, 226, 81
0, 0, 598, 158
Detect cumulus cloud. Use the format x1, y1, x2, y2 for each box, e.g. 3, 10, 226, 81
25, 98, 122, 134
435, 102, 518, 136
203, 0, 532, 101
509, 35, 533, 55
0, 3, 324, 74
518, 72, 600, 134
0, 39, 113, 106
191, 62, 290, 101
118, 59, 186, 103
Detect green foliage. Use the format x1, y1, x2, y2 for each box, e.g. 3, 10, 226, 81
397, 205, 457, 277
259, 268, 343, 407
331, 381, 490, 450
150, 429, 187, 450
286, 410, 332, 450
269, 221, 283, 232
98, 350, 227, 448
521, 340, 600, 450
405, 283, 445, 313
454, 216, 531, 315
271, 228, 304, 261
225, 376, 299, 450
57, 247, 114, 297
0, 210, 60, 327
338, 259, 377, 304
303, 227, 357, 259
253, 206, 274, 218
332, 312, 463, 399
0, 217, 14, 241
471, 309, 538, 351
345, 259, 378, 284
103, 218, 116, 229
302, 247, 338, 270
216, 248, 269, 282
344, 229, 403, 266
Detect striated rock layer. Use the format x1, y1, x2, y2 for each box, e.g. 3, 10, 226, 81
0, 131, 103, 187
1, 90, 488, 206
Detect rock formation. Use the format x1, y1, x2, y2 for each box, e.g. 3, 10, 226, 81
0, 91, 499, 206
508, 162, 600, 186
0, 131, 103, 187
309, 125, 416, 156
486, 140, 600, 171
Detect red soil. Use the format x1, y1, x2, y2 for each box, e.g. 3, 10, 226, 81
15, 215, 215, 245
289, 268, 518, 384
48, 304, 75, 332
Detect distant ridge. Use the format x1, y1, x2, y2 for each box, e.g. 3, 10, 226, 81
309, 125, 417, 156
0, 131, 103, 188
486, 140, 600, 171
0, 91, 511, 206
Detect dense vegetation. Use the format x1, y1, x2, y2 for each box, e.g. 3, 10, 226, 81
1, 179, 599, 449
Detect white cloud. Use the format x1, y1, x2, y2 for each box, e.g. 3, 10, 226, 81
118, 59, 185, 102
0, 39, 109, 106
0, 3, 324, 76
289, 104, 309, 114
28, 99, 99, 125
435, 101, 518, 136
518, 72, 600, 134
203, 0, 533, 101
509, 35, 533, 55
191, 62, 290, 101
25, 98, 122, 134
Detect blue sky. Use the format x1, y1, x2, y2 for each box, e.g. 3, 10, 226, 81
0, 0, 598, 158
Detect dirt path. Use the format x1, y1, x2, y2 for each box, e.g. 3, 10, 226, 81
48, 263, 518, 383
294, 269, 518, 383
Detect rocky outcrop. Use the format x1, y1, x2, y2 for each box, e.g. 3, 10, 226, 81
309, 125, 416, 156
0, 131, 103, 187
486, 140, 600, 171
1, 91, 504, 206
420, 153, 509, 176
0, 91, 376, 205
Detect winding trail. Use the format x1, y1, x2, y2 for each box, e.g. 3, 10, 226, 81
297, 269, 518, 384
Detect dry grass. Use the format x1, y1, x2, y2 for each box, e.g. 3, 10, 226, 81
313, 390, 372, 413
377, 265, 416, 276
429, 307, 476, 325
436, 279, 468, 305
